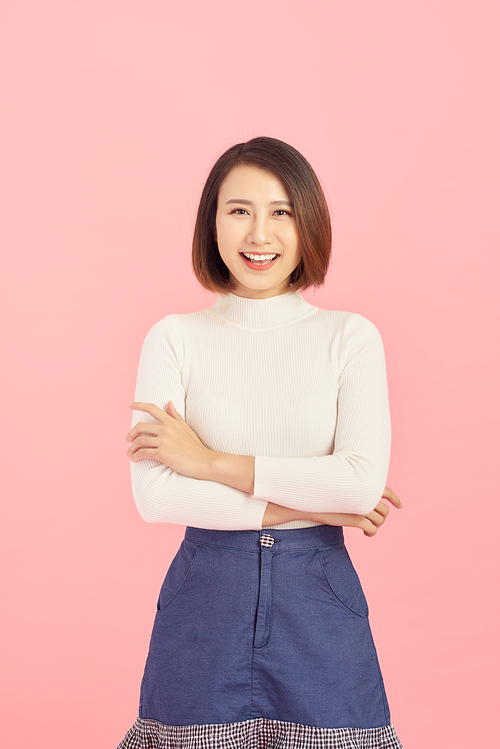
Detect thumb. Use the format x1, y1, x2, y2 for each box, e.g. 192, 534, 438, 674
166, 400, 183, 421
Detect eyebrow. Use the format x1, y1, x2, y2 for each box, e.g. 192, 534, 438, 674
225, 199, 293, 207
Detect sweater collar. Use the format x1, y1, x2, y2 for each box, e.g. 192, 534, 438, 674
208, 291, 315, 330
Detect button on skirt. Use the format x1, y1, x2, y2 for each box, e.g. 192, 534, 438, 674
118, 525, 403, 748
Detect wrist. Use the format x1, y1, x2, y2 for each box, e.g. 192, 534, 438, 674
262, 503, 308, 527
206, 451, 255, 494
192, 447, 219, 481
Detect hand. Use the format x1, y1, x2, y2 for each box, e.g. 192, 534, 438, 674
317, 486, 403, 537
267, 486, 403, 536
125, 401, 213, 480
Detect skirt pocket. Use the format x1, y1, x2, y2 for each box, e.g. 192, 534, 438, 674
156, 539, 202, 612
316, 543, 369, 618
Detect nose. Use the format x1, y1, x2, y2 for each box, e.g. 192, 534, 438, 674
246, 215, 272, 246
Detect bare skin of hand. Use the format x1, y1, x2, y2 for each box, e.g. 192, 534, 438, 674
126, 402, 402, 536
262, 487, 402, 536
311, 487, 402, 537
126, 401, 216, 481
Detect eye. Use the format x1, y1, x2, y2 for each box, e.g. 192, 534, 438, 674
229, 208, 249, 215
274, 209, 293, 217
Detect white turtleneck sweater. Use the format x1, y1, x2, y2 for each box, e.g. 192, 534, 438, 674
130, 292, 391, 531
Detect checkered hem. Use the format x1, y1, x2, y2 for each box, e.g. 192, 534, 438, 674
117, 716, 403, 748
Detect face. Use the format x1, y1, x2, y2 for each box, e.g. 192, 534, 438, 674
215, 164, 301, 299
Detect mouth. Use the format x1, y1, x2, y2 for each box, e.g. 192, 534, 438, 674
240, 252, 280, 271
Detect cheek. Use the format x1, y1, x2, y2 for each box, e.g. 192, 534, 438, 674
285, 229, 301, 261
215, 218, 238, 249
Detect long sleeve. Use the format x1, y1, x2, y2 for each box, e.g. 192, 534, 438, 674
129, 294, 391, 530
251, 314, 391, 515
130, 316, 267, 530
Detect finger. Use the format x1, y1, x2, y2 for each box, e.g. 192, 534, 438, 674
359, 517, 378, 537
129, 447, 163, 463
365, 501, 391, 527
127, 436, 158, 456
382, 486, 403, 508
128, 402, 168, 423
125, 422, 161, 442
166, 400, 183, 421
374, 501, 390, 517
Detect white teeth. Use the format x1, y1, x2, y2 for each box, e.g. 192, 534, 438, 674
243, 253, 278, 261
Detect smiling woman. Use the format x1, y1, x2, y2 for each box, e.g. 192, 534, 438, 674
192, 136, 331, 294
118, 136, 403, 749
214, 165, 301, 297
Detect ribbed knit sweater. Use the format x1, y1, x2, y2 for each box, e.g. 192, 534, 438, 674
130, 291, 391, 531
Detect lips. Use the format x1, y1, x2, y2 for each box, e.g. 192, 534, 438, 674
240, 252, 280, 271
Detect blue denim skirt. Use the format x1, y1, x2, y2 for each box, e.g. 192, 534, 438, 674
118, 525, 402, 748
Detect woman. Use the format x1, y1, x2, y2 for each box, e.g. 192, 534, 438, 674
118, 137, 403, 748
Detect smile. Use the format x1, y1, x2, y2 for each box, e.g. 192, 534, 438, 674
240, 252, 280, 270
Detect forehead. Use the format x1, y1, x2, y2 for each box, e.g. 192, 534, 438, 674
218, 164, 290, 203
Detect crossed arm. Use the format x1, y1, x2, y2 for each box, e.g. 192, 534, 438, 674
125, 400, 403, 536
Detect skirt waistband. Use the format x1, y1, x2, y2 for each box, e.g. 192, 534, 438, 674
185, 524, 344, 551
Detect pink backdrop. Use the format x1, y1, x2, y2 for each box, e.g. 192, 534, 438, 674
1, 1, 499, 747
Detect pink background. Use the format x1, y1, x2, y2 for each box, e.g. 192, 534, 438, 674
1, 1, 499, 747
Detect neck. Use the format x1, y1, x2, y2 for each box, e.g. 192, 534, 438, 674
208, 290, 315, 330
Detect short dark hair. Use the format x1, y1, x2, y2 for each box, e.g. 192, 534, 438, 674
192, 136, 332, 293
